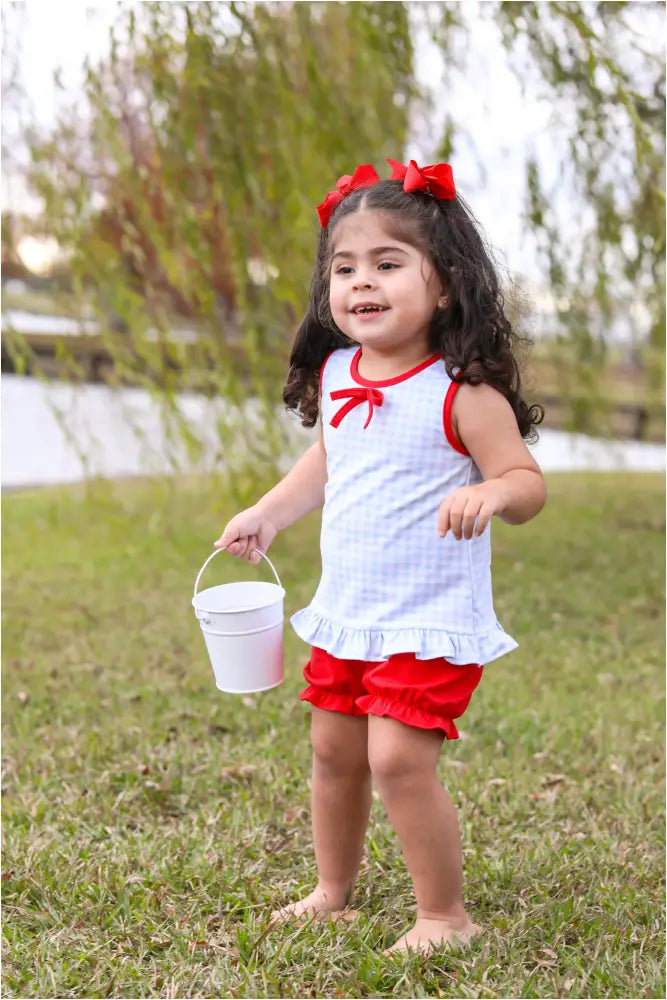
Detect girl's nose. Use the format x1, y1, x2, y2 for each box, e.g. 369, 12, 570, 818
353, 273, 375, 290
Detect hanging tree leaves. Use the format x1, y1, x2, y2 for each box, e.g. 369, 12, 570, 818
19, 0, 666, 459
413, 0, 664, 433
494, 1, 665, 380
26, 1, 416, 483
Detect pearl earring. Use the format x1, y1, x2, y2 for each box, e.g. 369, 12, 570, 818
438, 296, 448, 308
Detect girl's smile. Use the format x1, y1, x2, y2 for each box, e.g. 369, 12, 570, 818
349, 301, 390, 320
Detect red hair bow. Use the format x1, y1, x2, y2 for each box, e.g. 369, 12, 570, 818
316, 164, 381, 227
387, 158, 456, 200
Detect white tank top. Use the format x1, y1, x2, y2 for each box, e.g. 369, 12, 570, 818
290, 346, 518, 664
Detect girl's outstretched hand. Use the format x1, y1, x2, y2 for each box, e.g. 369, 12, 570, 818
438, 480, 510, 541
214, 505, 278, 564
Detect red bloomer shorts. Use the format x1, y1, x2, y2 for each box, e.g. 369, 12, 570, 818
299, 646, 483, 740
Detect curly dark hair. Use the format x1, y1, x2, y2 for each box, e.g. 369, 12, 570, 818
283, 178, 544, 440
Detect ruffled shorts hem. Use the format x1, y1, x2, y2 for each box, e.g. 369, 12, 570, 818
299, 686, 460, 739
356, 694, 459, 740
299, 685, 366, 717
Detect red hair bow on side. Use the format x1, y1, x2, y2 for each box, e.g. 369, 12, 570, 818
316, 164, 381, 227
387, 158, 456, 200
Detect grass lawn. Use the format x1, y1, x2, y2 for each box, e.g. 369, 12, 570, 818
2, 472, 665, 999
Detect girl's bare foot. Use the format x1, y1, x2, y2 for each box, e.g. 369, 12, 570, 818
270, 885, 354, 924
385, 916, 481, 956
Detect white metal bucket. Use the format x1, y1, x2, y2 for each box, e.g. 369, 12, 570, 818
192, 548, 285, 694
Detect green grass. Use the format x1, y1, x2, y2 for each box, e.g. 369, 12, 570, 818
2, 472, 665, 999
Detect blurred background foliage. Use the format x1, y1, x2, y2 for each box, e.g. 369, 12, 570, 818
14, 2, 418, 477
495, 0, 665, 426
2, 0, 665, 466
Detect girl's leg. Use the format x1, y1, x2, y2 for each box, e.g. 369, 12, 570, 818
367, 714, 480, 952
271, 706, 372, 920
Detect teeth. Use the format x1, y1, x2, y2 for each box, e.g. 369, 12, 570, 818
355, 305, 383, 313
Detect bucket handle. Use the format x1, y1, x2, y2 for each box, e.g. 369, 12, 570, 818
193, 547, 283, 600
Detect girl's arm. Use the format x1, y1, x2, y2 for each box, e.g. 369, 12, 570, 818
215, 424, 327, 562
438, 383, 546, 540
256, 428, 328, 530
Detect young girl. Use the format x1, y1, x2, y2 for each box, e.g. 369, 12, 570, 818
215, 158, 546, 955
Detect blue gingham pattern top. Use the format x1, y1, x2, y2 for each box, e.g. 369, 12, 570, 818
290, 346, 518, 665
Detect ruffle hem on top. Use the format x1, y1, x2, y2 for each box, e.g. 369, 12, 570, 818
290, 606, 518, 666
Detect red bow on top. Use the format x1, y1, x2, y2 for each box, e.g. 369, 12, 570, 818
330, 387, 384, 430
387, 158, 456, 200
316, 164, 381, 227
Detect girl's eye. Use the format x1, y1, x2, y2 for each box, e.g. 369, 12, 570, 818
333, 261, 398, 275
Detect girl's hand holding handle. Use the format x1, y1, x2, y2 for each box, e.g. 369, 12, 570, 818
214, 504, 278, 565
438, 480, 510, 541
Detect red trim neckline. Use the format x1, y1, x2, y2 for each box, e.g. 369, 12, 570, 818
350, 347, 441, 388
